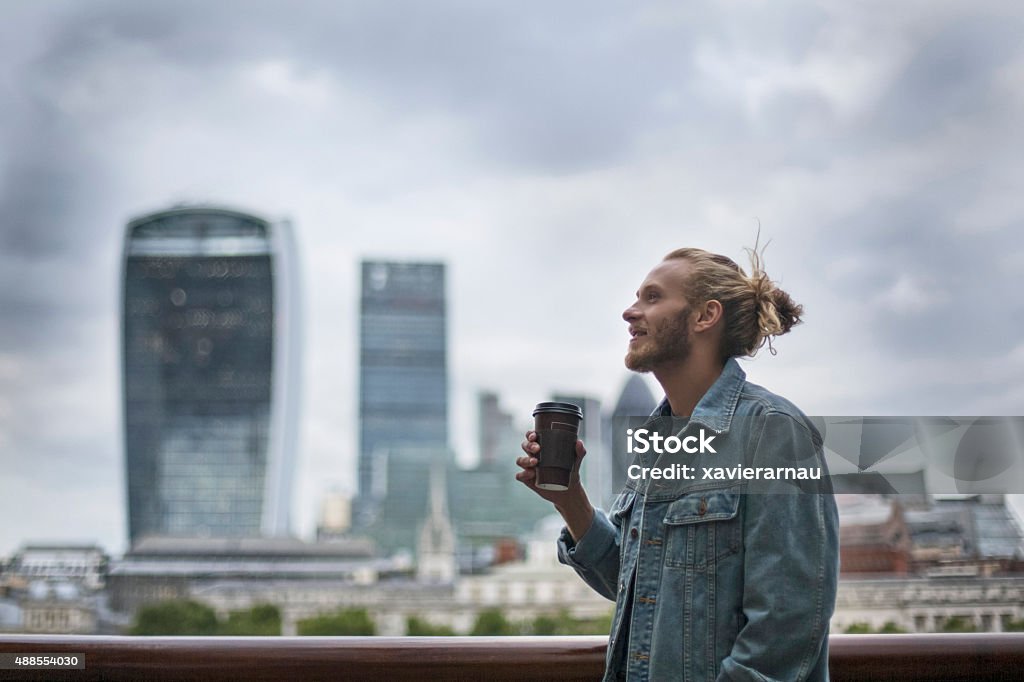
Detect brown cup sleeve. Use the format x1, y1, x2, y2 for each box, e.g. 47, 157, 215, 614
536, 428, 577, 470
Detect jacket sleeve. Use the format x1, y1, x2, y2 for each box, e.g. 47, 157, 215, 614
717, 412, 839, 682
555, 492, 634, 601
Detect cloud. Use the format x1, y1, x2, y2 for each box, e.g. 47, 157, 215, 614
877, 274, 946, 313
1, 0, 1023, 555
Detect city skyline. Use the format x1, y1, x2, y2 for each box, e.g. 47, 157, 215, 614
2, 1, 1024, 555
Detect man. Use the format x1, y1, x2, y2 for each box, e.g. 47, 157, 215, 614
517, 247, 839, 681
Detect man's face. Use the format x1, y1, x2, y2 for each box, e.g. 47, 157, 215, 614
622, 259, 695, 373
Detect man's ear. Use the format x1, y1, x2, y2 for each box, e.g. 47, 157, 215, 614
693, 300, 723, 333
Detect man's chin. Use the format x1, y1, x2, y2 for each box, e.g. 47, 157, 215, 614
624, 353, 652, 373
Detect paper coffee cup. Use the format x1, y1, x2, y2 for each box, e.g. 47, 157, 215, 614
532, 402, 584, 491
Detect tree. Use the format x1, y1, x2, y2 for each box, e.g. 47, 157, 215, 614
470, 608, 517, 636
1003, 617, 1024, 632
131, 600, 219, 635
297, 608, 376, 636
219, 604, 282, 636
530, 609, 613, 635
530, 613, 562, 636
843, 622, 873, 634
878, 621, 907, 634
576, 611, 613, 635
406, 616, 455, 636
940, 616, 977, 633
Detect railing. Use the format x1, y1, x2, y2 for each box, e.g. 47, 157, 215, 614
2, 634, 1024, 680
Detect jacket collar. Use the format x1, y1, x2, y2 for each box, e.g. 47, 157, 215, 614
653, 357, 746, 434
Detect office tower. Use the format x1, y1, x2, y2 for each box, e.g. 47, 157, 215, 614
478, 391, 514, 468
369, 444, 453, 554
121, 206, 300, 544
358, 261, 448, 509
448, 390, 548, 551
605, 374, 657, 497
552, 394, 608, 508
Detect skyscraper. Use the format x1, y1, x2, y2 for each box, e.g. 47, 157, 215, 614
552, 393, 607, 508
121, 206, 300, 544
358, 261, 448, 510
477, 391, 514, 469
448, 390, 552, 549
606, 374, 657, 499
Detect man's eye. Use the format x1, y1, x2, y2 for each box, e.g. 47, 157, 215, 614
647, 292, 659, 301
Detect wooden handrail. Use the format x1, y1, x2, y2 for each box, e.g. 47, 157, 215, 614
2, 634, 1024, 681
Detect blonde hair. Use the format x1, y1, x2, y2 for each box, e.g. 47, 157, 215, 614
663, 242, 802, 359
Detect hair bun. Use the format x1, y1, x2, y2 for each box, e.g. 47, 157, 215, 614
766, 286, 803, 335
747, 254, 803, 354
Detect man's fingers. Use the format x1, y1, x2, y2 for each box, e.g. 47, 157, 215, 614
515, 468, 536, 483
521, 432, 540, 455
516, 455, 538, 469
520, 440, 539, 455
576, 439, 587, 459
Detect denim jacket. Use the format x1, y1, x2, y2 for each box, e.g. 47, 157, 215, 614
558, 358, 839, 681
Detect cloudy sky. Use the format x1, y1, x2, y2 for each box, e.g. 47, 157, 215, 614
1, 0, 1022, 557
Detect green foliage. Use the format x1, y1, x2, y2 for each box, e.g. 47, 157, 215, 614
530, 614, 561, 636
940, 616, 977, 633
575, 611, 613, 635
470, 608, 517, 636
530, 609, 613, 636
1003, 617, 1024, 632
406, 616, 455, 636
297, 608, 377, 636
219, 604, 282, 636
130, 600, 284, 636
131, 600, 219, 636
842, 621, 909, 635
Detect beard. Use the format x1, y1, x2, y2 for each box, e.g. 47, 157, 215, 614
624, 305, 692, 373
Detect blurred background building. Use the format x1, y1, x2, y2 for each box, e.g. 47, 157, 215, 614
552, 393, 608, 510
0, 544, 119, 634
603, 375, 657, 509
358, 261, 448, 521
121, 206, 301, 544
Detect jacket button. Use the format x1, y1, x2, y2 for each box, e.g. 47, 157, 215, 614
698, 498, 708, 516
630, 528, 639, 539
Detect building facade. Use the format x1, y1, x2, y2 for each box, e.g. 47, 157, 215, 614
121, 206, 300, 543
552, 393, 607, 510
833, 575, 1024, 633
604, 374, 657, 507
358, 261, 448, 514
0, 544, 118, 634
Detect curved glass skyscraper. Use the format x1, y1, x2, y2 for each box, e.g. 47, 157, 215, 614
121, 206, 299, 544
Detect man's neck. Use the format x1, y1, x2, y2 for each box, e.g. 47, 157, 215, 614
653, 353, 725, 418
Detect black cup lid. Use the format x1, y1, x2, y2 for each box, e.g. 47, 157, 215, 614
533, 401, 583, 418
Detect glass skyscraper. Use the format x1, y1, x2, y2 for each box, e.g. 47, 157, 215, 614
606, 374, 657, 498
358, 261, 448, 511
121, 206, 300, 544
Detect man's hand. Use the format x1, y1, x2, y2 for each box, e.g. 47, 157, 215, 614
516, 431, 595, 541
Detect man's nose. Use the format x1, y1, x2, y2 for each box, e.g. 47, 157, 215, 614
623, 303, 640, 322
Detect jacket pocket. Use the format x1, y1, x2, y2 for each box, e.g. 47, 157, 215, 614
662, 486, 742, 569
